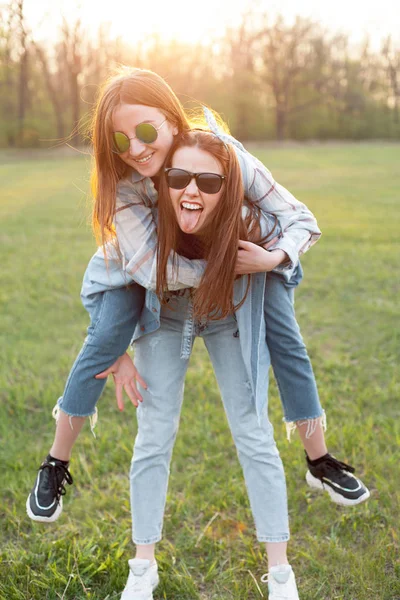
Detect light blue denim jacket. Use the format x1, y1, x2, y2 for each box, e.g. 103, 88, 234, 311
82, 242, 274, 425
81, 142, 319, 422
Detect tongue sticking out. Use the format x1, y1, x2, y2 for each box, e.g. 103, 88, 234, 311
179, 207, 203, 233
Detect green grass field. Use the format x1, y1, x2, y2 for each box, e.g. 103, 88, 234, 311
1, 143, 399, 600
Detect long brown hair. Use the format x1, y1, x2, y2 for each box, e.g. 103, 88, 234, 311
90, 66, 191, 248
157, 130, 270, 319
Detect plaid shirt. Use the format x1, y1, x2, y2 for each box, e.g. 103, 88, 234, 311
114, 143, 321, 290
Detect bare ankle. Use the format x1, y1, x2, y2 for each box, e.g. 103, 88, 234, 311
135, 544, 156, 563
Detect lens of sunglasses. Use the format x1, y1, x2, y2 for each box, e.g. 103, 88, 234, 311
196, 173, 224, 193
166, 169, 190, 189
112, 123, 159, 153
166, 169, 224, 194
135, 123, 158, 143
113, 132, 130, 153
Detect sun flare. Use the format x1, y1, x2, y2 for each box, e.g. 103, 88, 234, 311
25, 0, 399, 50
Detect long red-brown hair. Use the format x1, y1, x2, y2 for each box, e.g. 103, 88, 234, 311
90, 66, 191, 248
157, 130, 268, 319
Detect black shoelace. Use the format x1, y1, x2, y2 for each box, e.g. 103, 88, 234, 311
40, 461, 73, 502
320, 455, 356, 482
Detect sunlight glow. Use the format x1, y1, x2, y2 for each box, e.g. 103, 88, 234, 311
26, 0, 400, 50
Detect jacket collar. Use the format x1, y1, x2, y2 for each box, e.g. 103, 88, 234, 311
130, 169, 147, 184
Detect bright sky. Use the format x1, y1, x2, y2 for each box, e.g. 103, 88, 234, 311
25, 0, 399, 51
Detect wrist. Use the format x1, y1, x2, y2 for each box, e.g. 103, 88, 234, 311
266, 249, 288, 269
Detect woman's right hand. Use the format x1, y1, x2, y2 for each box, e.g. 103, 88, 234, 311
95, 352, 147, 411
236, 239, 287, 274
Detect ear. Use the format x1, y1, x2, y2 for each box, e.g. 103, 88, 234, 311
172, 124, 179, 136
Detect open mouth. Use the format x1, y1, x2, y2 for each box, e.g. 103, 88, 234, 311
179, 201, 203, 233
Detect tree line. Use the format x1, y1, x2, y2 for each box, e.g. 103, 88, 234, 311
1, 1, 399, 147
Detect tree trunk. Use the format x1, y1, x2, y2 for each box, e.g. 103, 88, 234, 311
4, 7, 16, 146
275, 105, 286, 140
17, 0, 28, 145
70, 63, 80, 144
389, 65, 399, 124
33, 43, 65, 139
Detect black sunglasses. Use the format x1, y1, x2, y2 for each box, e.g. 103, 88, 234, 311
112, 119, 167, 154
165, 168, 225, 194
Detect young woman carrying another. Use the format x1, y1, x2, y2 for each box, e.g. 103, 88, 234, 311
119, 128, 301, 599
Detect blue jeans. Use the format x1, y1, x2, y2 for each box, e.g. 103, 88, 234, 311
131, 293, 289, 544
265, 270, 323, 425
56, 285, 145, 417
56, 267, 323, 429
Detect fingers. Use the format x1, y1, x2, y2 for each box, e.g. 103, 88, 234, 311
114, 376, 144, 409
111, 366, 147, 410
133, 369, 147, 390
95, 366, 113, 379
115, 382, 125, 412
131, 377, 144, 403
238, 239, 252, 250
235, 257, 246, 274
124, 381, 141, 408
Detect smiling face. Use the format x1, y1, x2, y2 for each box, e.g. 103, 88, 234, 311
168, 146, 225, 234
112, 103, 178, 177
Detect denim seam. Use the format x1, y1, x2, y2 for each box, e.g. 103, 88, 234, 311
256, 534, 290, 543
273, 368, 287, 419
61, 291, 111, 404
180, 298, 194, 359
132, 534, 162, 545
86, 291, 108, 339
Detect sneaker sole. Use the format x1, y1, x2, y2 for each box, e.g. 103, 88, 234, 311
306, 471, 370, 506
121, 592, 154, 600
121, 573, 159, 600
26, 495, 63, 522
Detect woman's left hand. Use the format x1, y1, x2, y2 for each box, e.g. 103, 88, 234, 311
235, 240, 287, 274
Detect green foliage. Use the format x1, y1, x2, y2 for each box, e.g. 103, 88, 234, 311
1, 144, 399, 599
1, 9, 400, 145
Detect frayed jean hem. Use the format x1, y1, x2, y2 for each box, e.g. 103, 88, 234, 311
283, 411, 327, 442
282, 409, 325, 424
54, 403, 97, 419
52, 403, 98, 437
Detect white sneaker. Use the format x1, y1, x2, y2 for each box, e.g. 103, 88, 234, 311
261, 564, 300, 599
121, 558, 159, 600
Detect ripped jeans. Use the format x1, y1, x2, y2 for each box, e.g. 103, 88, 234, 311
54, 266, 324, 437
131, 292, 289, 544
264, 270, 324, 439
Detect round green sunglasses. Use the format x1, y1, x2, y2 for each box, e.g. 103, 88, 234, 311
112, 119, 167, 154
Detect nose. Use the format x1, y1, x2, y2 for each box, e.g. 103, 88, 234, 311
128, 137, 146, 157
185, 176, 199, 196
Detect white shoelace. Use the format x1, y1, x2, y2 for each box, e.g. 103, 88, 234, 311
125, 560, 156, 593
260, 569, 298, 599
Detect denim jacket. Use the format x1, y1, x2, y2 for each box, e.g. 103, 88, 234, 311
81, 234, 274, 424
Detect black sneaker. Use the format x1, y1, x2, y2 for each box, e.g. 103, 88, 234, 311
306, 453, 370, 506
26, 456, 73, 522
